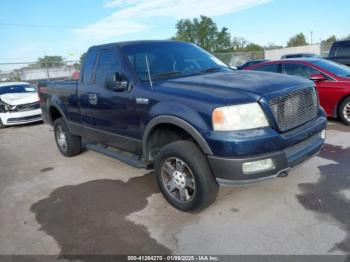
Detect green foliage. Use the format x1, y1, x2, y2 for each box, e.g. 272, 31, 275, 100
322, 35, 337, 45
265, 42, 283, 50
80, 52, 86, 65
287, 33, 308, 47
230, 37, 248, 51
173, 15, 231, 52
244, 43, 264, 52
31, 56, 65, 68
173, 17, 265, 53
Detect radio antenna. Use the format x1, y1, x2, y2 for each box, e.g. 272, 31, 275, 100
145, 56, 153, 89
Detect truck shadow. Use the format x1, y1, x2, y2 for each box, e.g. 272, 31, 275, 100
30, 172, 171, 259
296, 144, 350, 254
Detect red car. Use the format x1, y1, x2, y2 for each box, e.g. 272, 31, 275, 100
245, 58, 350, 125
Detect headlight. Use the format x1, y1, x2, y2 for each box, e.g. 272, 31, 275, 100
212, 103, 269, 131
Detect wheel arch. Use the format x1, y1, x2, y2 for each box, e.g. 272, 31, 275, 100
335, 94, 350, 118
143, 115, 213, 161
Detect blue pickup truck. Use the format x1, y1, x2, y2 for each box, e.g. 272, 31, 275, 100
38, 40, 327, 211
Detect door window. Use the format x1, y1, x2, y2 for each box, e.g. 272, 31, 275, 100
95, 49, 119, 84
281, 63, 320, 79
254, 64, 279, 73
82, 49, 97, 84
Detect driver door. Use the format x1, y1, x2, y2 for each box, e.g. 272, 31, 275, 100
80, 47, 140, 152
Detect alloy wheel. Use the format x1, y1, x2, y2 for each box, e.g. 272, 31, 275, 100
161, 157, 196, 203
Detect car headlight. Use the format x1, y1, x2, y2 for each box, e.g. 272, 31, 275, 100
212, 103, 269, 131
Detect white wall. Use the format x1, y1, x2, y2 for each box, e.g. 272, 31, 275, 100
18, 66, 77, 81
265, 44, 321, 60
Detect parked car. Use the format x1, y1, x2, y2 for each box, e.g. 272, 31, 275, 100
38, 41, 327, 211
237, 59, 269, 70
328, 40, 350, 66
281, 53, 319, 59
0, 82, 42, 128
245, 58, 350, 125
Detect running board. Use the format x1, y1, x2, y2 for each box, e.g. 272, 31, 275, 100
85, 143, 148, 169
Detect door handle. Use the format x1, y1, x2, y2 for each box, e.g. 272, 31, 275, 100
88, 93, 98, 105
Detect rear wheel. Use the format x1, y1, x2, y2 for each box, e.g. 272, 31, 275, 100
339, 97, 350, 126
155, 140, 218, 212
54, 118, 82, 157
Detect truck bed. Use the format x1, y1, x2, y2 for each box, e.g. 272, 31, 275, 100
38, 80, 78, 124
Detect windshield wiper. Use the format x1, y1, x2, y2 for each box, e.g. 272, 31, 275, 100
198, 67, 224, 74
151, 71, 183, 80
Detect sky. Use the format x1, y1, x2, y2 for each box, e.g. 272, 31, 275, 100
0, 0, 349, 69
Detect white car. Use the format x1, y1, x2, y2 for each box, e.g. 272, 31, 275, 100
0, 82, 42, 128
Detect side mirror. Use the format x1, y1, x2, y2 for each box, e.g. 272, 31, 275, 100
105, 72, 129, 91
309, 74, 325, 82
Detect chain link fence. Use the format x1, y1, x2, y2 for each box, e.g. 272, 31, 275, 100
215, 51, 265, 67
0, 61, 80, 83
215, 43, 333, 67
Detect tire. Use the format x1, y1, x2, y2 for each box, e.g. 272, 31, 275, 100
53, 118, 82, 157
0, 118, 5, 129
339, 97, 350, 126
155, 140, 218, 212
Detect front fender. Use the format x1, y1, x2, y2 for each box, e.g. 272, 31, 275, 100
142, 102, 213, 160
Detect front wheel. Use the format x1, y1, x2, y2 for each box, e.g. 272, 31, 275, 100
339, 97, 350, 126
54, 118, 82, 157
155, 141, 218, 212
0, 118, 5, 129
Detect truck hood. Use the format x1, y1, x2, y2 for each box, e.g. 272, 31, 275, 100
156, 70, 313, 104
0, 92, 39, 105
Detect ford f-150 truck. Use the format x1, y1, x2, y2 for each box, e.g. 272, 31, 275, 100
38, 40, 327, 211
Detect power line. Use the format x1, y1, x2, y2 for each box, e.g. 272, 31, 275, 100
0, 21, 290, 34
0, 22, 172, 30
0, 60, 78, 65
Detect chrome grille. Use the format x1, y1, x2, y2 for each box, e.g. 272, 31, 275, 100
268, 87, 318, 132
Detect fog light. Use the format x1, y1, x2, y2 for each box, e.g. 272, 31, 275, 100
320, 129, 326, 140
242, 158, 275, 174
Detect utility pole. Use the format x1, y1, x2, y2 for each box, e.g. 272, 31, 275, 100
44, 49, 49, 80
310, 31, 314, 45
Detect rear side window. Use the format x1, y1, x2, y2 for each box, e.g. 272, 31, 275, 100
254, 64, 279, 73
95, 49, 119, 84
281, 63, 319, 78
333, 42, 350, 57
82, 49, 97, 84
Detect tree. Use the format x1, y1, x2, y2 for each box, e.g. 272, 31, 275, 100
230, 37, 248, 51
32, 56, 65, 68
215, 27, 231, 52
243, 43, 264, 52
287, 33, 308, 47
173, 15, 231, 52
322, 35, 337, 45
173, 19, 195, 43
265, 42, 283, 50
80, 52, 86, 65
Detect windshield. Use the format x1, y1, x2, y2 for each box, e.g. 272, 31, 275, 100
0, 84, 36, 95
311, 59, 350, 77
121, 41, 230, 81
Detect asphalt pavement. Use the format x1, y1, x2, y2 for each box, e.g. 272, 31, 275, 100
0, 120, 349, 258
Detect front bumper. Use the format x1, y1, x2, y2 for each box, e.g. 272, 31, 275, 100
0, 109, 42, 126
208, 129, 326, 186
